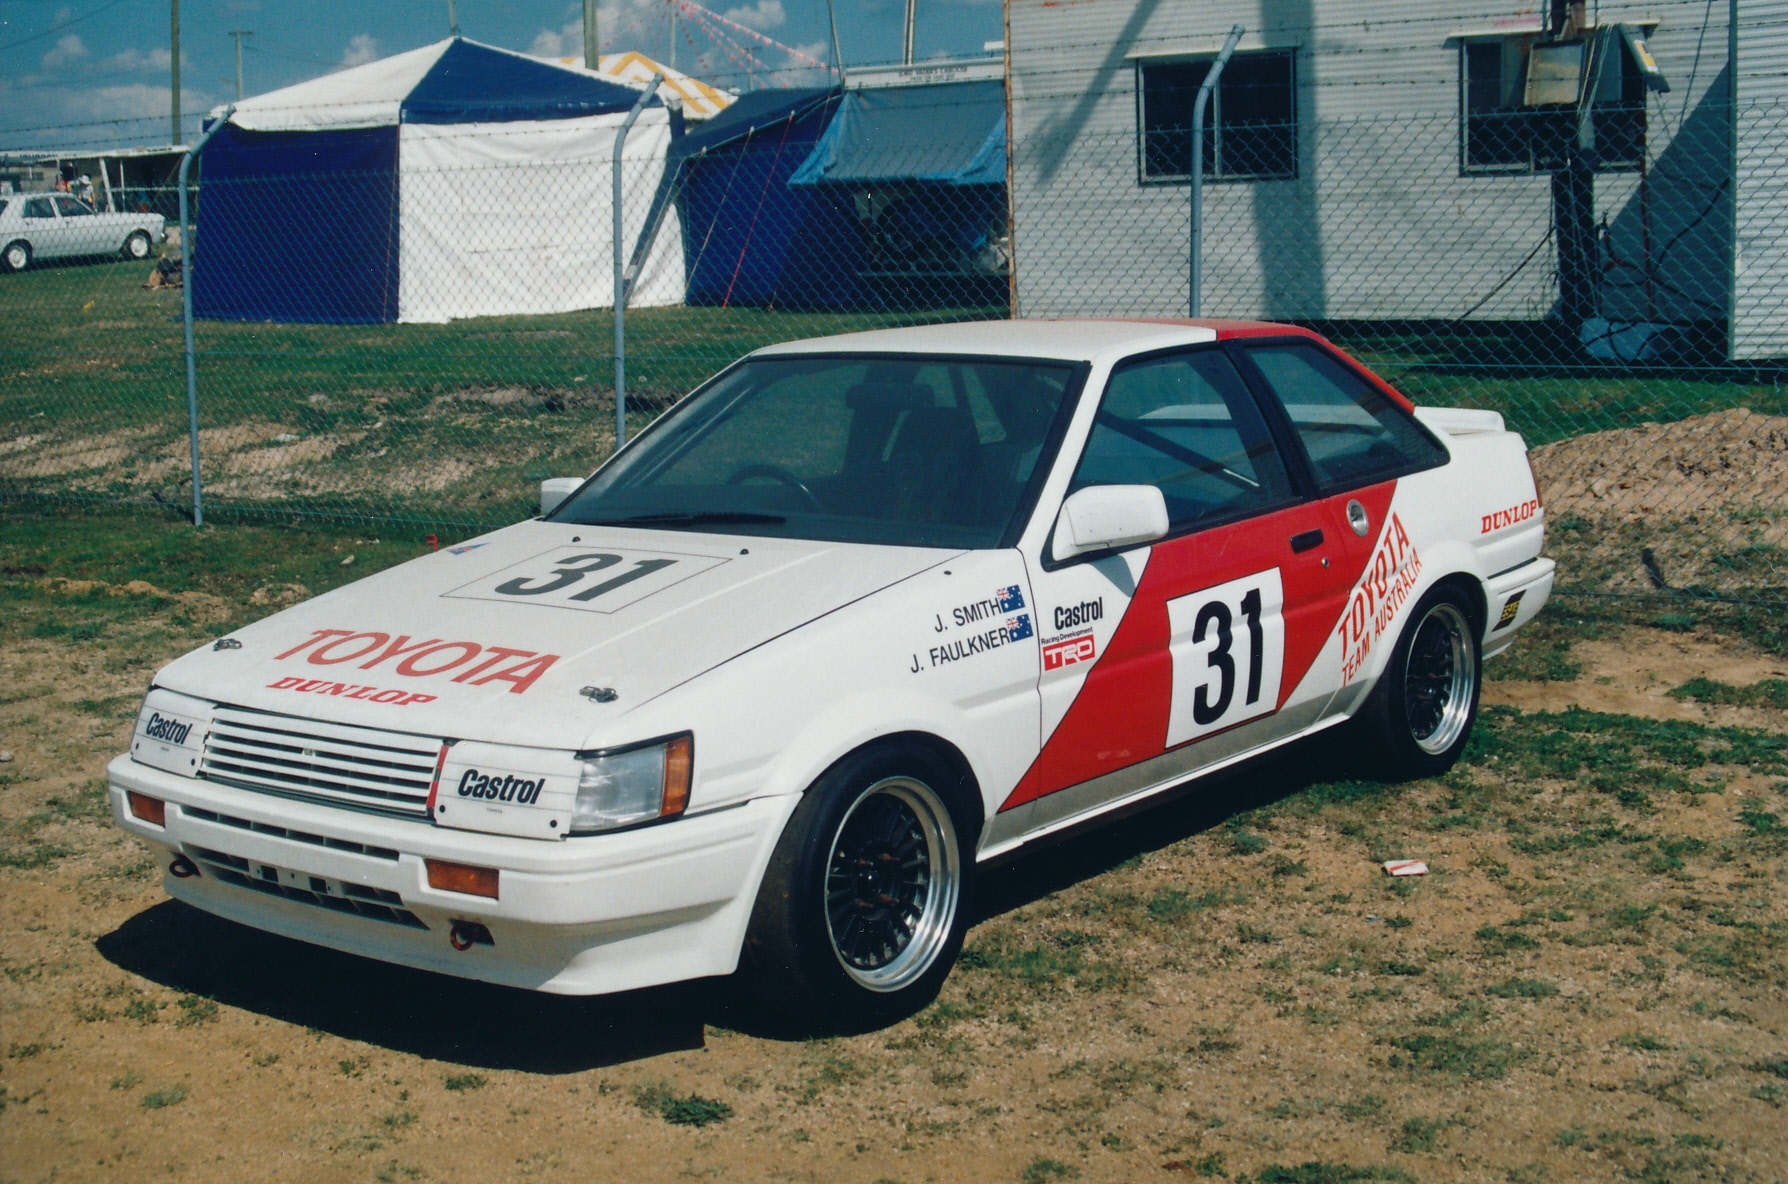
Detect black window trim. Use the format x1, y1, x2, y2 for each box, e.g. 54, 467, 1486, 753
1133, 48, 1300, 186
1223, 336, 1451, 499
1039, 340, 1307, 572
1455, 28, 1654, 178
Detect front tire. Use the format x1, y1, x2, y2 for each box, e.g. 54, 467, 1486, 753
739, 740, 976, 1031
1, 241, 29, 273
1356, 584, 1481, 780
123, 231, 152, 260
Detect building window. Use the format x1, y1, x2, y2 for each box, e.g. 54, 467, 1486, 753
1138, 50, 1297, 183
1460, 28, 1653, 175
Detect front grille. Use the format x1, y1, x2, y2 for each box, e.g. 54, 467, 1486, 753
201, 706, 438, 819
186, 844, 428, 930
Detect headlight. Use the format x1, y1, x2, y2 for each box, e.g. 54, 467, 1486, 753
571, 734, 692, 834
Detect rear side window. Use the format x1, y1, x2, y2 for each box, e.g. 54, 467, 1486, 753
1244, 342, 1447, 491
1070, 348, 1292, 533
23, 198, 53, 219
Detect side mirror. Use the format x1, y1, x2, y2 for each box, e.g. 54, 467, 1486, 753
540, 477, 583, 517
1050, 485, 1169, 562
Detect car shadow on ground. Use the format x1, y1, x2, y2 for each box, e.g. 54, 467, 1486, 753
96, 734, 1370, 1066
95, 902, 714, 1073
973, 732, 1357, 923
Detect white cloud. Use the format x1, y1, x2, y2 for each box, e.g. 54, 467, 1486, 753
54, 81, 214, 126
529, 23, 577, 59
41, 34, 89, 70
54, 6, 74, 22
722, 0, 785, 31
98, 47, 174, 73
339, 34, 380, 69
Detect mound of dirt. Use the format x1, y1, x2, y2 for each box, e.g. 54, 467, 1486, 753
1530, 407, 1788, 525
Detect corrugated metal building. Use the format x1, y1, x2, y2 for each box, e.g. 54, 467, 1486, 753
1732, 1, 1788, 360
1005, 0, 1783, 360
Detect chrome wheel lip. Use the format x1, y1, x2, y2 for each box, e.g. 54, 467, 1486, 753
1404, 601, 1475, 755
824, 776, 960, 994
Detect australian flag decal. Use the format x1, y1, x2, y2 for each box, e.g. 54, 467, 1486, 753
996, 585, 1025, 612
1006, 614, 1034, 641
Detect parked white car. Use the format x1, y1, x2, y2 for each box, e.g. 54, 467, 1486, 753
0, 192, 166, 272
110, 319, 1553, 1029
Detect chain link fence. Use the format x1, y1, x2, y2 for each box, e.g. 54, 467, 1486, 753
2, 83, 1784, 607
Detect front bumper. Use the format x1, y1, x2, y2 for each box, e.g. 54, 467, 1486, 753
107, 753, 798, 995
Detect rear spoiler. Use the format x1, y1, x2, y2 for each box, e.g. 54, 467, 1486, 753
1414, 407, 1506, 436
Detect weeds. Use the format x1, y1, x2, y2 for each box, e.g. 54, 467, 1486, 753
632, 1082, 732, 1127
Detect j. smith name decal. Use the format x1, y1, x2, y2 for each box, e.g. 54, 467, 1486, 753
272, 629, 560, 694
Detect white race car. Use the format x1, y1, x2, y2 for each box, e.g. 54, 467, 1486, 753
110, 319, 1552, 1028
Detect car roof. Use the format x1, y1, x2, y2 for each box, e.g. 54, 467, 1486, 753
750, 318, 1323, 364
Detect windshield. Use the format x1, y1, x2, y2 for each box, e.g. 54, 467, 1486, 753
552, 354, 1080, 548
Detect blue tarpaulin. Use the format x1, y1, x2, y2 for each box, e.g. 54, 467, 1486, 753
786, 80, 1006, 188
193, 125, 401, 324
675, 88, 869, 308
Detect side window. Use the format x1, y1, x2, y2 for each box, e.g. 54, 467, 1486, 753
54, 196, 94, 217
1244, 342, 1447, 492
1069, 348, 1292, 533
23, 198, 54, 219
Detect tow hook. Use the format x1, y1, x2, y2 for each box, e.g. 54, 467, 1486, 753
169, 855, 200, 879
449, 921, 493, 951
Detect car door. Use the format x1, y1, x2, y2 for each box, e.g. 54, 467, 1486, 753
1008, 344, 1364, 831
19, 197, 66, 258
53, 196, 107, 255
1229, 337, 1452, 716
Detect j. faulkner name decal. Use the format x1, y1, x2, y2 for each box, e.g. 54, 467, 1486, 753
926, 614, 1033, 668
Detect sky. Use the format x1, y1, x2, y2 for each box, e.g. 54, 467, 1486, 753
0, 0, 1005, 151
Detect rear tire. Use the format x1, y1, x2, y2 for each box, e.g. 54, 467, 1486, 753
2, 241, 29, 273
1356, 584, 1481, 780
122, 231, 152, 260
739, 740, 976, 1032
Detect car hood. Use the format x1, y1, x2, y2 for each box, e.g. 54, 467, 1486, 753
154, 520, 959, 749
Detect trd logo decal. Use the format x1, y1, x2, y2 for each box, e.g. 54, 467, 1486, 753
1042, 634, 1096, 671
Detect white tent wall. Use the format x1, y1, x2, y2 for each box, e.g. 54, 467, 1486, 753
395, 110, 687, 324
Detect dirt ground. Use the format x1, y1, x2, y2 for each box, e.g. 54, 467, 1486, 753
1, 578, 1784, 1183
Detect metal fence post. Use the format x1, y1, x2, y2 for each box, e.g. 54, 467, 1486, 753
613, 76, 663, 451
178, 104, 234, 527
1189, 26, 1243, 318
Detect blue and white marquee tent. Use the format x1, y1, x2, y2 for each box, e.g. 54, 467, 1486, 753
195, 38, 687, 324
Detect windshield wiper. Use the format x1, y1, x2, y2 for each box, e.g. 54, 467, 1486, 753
587, 510, 788, 526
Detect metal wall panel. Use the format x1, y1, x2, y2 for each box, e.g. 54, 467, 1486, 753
1733, 0, 1788, 358
1007, 0, 1738, 327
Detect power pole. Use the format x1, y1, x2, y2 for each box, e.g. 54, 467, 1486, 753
584, 0, 600, 69
229, 30, 252, 102
170, 0, 181, 143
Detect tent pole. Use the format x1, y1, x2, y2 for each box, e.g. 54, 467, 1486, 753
179, 104, 234, 527
1190, 25, 1243, 318
614, 76, 663, 452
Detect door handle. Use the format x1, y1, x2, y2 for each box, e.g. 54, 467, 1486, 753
1290, 529, 1324, 553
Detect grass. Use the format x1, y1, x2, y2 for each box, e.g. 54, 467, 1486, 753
0, 259, 1001, 529
632, 1082, 733, 1127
